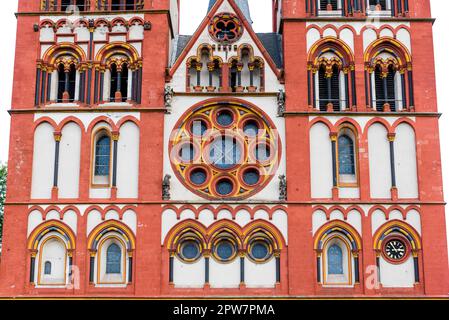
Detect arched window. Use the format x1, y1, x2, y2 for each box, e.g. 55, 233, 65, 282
338, 135, 355, 175
327, 244, 343, 274
337, 127, 358, 186
44, 261, 52, 275
106, 243, 122, 274
109, 63, 129, 102
57, 63, 77, 103
318, 64, 341, 111
320, 0, 340, 11
369, 0, 388, 11
374, 64, 398, 111
37, 236, 68, 285
92, 131, 112, 186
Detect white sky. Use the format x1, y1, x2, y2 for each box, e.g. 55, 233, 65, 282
0, 0, 448, 249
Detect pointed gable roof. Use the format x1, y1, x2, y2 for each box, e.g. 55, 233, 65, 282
169, 0, 282, 79
208, 0, 252, 24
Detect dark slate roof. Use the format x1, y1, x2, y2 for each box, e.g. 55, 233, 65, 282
171, 33, 283, 69
208, 0, 253, 24
256, 33, 283, 68
171, 35, 192, 66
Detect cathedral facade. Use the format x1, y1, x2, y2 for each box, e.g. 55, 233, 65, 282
0, 0, 448, 297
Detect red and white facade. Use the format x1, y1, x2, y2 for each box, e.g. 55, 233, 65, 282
0, 0, 448, 297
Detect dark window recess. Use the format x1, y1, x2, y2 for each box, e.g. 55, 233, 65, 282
320, 0, 339, 10
75, 0, 87, 11
318, 65, 340, 111
369, 0, 387, 10
57, 64, 76, 103
374, 65, 396, 111
230, 67, 238, 93
61, 0, 71, 11
120, 64, 129, 101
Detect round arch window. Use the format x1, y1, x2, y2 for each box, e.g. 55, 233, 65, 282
179, 240, 202, 262
214, 240, 237, 262
249, 240, 272, 262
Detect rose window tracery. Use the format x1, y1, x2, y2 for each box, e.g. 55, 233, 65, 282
170, 102, 281, 200
208, 13, 243, 43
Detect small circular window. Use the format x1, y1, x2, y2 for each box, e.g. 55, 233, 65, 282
216, 178, 234, 196
179, 240, 201, 262
249, 241, 271, 262
216, 109, 234, 127
214, 240, 237, 262
189, 167, 208, 186
243, 168, 260, 186
243, 120, 259, 137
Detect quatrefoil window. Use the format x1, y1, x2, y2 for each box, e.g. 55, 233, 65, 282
209, 13, 243, 44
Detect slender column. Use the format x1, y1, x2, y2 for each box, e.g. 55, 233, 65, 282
366, 69, 372, 109
46, 72, 52, 103
401, 71, 407, 109
237, 63, 243, 87
128, 256, 133, 283
354, 255, 360, 283
344, 70, 350, 109
94, 69, 99, 104
408, 69, 415, 108
240, 254, 245, 285
404, 0, 409, 12
391, 0, 396, 16
40, 70, 47, 105
196, 64, 202, 86
315, 0, 319, 15
111, 132, 120, 187
312, 71, 317, 109
99, 70, 105, 103
388, 133, 397, 188
30, 255, 36, 283
351, 68, 357, 108
414, 256, 419, 283
397, 0, 402, 14
316, 256, 321, 283
330, 132, 338, 187
53, 132, 62, 188
87, 66, 92, 104
205, 256, 210, 285
169, 254, 174, 284
89, 254, 95, 283
275, 254, 281, 284
64, 70, 70, 93
307, 69, 312, 106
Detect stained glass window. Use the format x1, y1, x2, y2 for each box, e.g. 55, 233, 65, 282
216, 241, 234, 261
106, 243, 121, 274
251, 242, 269, 260
181, 241, 200, 260
210, 136, 241, 169
44, 261, 52, 275
338, 135, 355, 175
327, 244, 344, 275
95, 135, 111, 176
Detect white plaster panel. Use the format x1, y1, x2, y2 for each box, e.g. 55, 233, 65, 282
87, 210, 102, 235
235, 210, 251, 227
379, 256, 415, 288
198, 209, 215, 227
312, 210, 327, 235
310, 122, 333, 198
31, 122, 55, 199
209, 259, 240, 288
394, 123, 418, 199
28, 210, 44, 236
58, 122, 81, 199
122, 210, 138, 235
245, 258, 276, 288
105, 210, 120, 221
63, 210, 78, 235
371, 209, 387, 236
161, 209, 178, 244
173, 257, 205, 288
347, 210, 362, 236
271, 210, 288, 244
368, 123, 392, 199
117, 121, 140, 199
406, 210, 421, 235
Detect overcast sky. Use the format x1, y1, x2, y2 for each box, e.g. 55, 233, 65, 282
0, 0, 448, 246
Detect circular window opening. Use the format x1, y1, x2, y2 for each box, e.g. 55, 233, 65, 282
179, 143, 195, 162
255, 144, 271, 162
243, 168, 260, 186
191, 119, 208, 136
243, 120, 259, 136
216, 178, 234, 196
216, 110, 234, 127
209, 136, 242, 169
190, 168, 207, 185
180, 241, 201, 261
250, 241, 270, 261
215, 240, 236, 261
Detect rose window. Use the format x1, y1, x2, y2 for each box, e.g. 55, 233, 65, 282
209, 13, 243, 43
170, 102, 281, 200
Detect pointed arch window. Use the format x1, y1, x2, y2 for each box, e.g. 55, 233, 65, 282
109, 62, 129, 102
318, 64, 342, 111
327, 244, 344, 275
106, 243, 122, 274
374, 64, 399, 111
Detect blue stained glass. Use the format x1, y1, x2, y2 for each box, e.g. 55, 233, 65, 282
210, 136, 241, 169
216, 179, 233, 196
95, 135, 111, 176
244, 121, 259, 136
191, 120, 207, 136
243, 169, 260, 185
217, 110, 234, 126
182, 242, 199, 260
327, 244, 344, 275
251, 242, 269, 260
106, 243, 121, 274
256, 144, 271, 161
180, 144, 195, 162
44, 261, 52, 275
338, 135, 355, 175
217, 241, 234, 260
190, 169, 207, 185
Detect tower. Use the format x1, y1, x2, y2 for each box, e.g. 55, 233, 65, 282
0, 0, 447, 297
